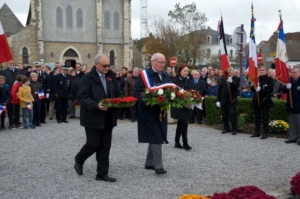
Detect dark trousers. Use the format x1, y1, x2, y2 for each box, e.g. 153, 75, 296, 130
175, 119, 189, 144
33, 101, 41, 125
130, 102, 138, 120
8, 104, 20, 126
1, 110, 6, 127
56, 97, 68, 122
254, 108, 270, 135
75, 126, 113, 177
221, 103, 237, 131
190, 107, 202, 123
40, 98, 47, 122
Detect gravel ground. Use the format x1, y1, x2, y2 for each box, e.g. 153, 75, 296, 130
0, 118, 298, 199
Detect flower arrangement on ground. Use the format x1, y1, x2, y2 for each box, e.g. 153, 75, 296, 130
290, 171, 300, 195
269, 120, 289, 133
100, 96, 137, 108
178, 194, 210, 199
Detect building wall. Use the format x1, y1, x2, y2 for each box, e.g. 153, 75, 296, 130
103, 44, 124, 70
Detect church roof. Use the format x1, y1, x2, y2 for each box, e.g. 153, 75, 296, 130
0, 3, 24, 37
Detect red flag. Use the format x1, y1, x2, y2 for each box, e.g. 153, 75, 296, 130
0, 20, 13, 63
248, 16, 258, 88
218, 17, 231, 79
275, 20, 289, 83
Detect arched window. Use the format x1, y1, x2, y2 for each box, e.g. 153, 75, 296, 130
76, 9, 83, 28
207, 36, 211, 44
22, 47, 29, 64
110, 50, 115, 65
56, 7, 63, 28
63, 49, 78, 57
104, 10, 110, 30
206, 49, 211, 58
229, 37, 232, 45
114, 11, 119, 30
66, 5, 73, 28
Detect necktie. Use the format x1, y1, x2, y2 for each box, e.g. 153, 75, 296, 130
101, 75, 107, 95
158, 73, 162, 81
194, 79, 197, 84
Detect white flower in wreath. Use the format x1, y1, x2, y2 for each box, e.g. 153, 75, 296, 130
157, 89, 164, 95
145, 89, 149, 94
179, 89, 184, 94
170, 92, 175, 100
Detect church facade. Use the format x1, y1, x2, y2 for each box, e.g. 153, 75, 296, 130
7, 0, 133, 69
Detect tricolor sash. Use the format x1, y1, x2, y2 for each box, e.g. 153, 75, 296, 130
140, 69, 153, 88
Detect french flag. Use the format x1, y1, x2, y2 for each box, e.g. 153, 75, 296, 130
275, 20, 289, 83
38, 90, 45, 99
0, 20, 13, 63
218, 17, 231, 79
248, 16, 258, 88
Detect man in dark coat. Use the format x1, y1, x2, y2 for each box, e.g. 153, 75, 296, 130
53, 66, 72, 123
134, 53, 171, 175
75, 63, 85, 78
74, 54, 118, 182
250, 66, 274, 139
282, 67, 300, 144
124, 67, 139, 122
34, 64, 50, 123
216, 68, 240, 135
0, 60, 22, 88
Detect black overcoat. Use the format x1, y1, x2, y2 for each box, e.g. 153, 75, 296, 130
282, 77, 300, 114
171, 75, 193, 120
134, 67, 171, 144
0, 68, 22, 88
78, 66, 118, 129
53, 73, 72, 98
250, 75, 274, 110
217, 76, 240, 105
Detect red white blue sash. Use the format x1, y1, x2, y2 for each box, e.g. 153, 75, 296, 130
140, 69, 153, 88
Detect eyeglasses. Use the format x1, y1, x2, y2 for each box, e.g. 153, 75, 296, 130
154, 60, 166, 65
98, 63, 110, 68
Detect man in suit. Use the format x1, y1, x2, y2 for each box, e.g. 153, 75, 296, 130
189, 70, 206, 124
53, 66, 71, 123
75, 63, 85, 78
216, 67, 240, 135
74, 54, 118, 182
250, 66, 274, 139
34, 64, 49, 123
124, 67, 139, 122
134, 53, 171, 175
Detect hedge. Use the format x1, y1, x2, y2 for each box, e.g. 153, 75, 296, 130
205, 96, 288, 125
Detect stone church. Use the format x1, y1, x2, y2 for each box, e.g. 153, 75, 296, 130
2, 0, 133, 69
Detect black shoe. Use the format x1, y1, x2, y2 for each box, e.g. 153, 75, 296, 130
232, 130, 237, 135
95, 175, 116, 182
285, 140, 297, 144
74, 162, 83, 175
250, 133, 260, 137
40, 121, 46, 124
174, 142, 183, 149
57, 120, 62, 123
49, 117, 53, 120
62, 120, 69, 123
183, 143, 192, 150
221, 130, 230, 134
36, 123, 41, 127
261, 134, 268, 139
145, 165, 155, 170
155, 168, 167, 175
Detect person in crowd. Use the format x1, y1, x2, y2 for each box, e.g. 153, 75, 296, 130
29, 73, 43, 127
43, 65, 52, 75
207, 78, 219, 96
17, 63, 27, 76
282, 66, 300, 144
0, 60, 21, 89
250, 66, 274, 139
217, 70, 223, 83
124, 67, 139, 122
74, 54, 118, 182
75, 63, 85, 78
215, 68, 219, 76
134, 53, 170, 175
189, 70, 206, 124
9, 74, 23, 129
0, 76, 9, 130
25, 66, 33, 77
68, 69, 80, 118
216, 67, 240, 135
207, 66, 213, 75
118, 67, 129, 120
53, 66, 72, 123
34, 64, 49, 124
268, 69, 282, 99
171, 64, 193, 150
166, 66, 176, 78
18, 76, 35, 129
200, 67, 208, 84
85, 66, 92, 74
48, 67, 60, 120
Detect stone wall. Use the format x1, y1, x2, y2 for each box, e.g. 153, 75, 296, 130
103, 44, 124, 70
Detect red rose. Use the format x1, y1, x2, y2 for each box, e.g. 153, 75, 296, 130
157, 96, 164, 103
106, 77, 112, 81
176, 91, 181, 96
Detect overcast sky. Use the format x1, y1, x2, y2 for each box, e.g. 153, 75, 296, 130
1, 0, 299, 44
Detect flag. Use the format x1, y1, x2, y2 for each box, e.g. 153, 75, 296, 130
275, 20, 289, 83
247, 16, 258, 88
0, 20, 13, 63
218, 17, 231, 79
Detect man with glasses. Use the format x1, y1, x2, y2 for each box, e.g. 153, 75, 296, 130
134, 53, 171, 175
250, 66, 274, 139
74, 54, 118, 182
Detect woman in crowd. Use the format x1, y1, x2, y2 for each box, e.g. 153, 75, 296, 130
68, 69, 80, 118
171, 64, 193, 150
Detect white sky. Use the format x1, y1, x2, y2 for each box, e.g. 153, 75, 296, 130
1, 0, 299, 43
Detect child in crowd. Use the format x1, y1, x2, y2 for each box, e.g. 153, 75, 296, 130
29, 73, 43, 127
9, 74, 24, 129
0, 76, 10, 130
18, 76, 35, 129
207, 78, 219, 96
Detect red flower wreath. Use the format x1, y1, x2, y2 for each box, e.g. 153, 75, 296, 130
157, 96, 164, 103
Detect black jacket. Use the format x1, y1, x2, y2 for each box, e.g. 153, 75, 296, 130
217, 76, 240, 105
78, 66, 118, 129
34, 70, 50, 93
282, 77, 300, 114
53, 73, 72, 98
191, 78, 206, 95
70, 76, 80, 100
48, 73, 56, 101
0, 68, 22, 88
250, 75, 274, 110
171, 75, 193, 120
30, 81, 43, 101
